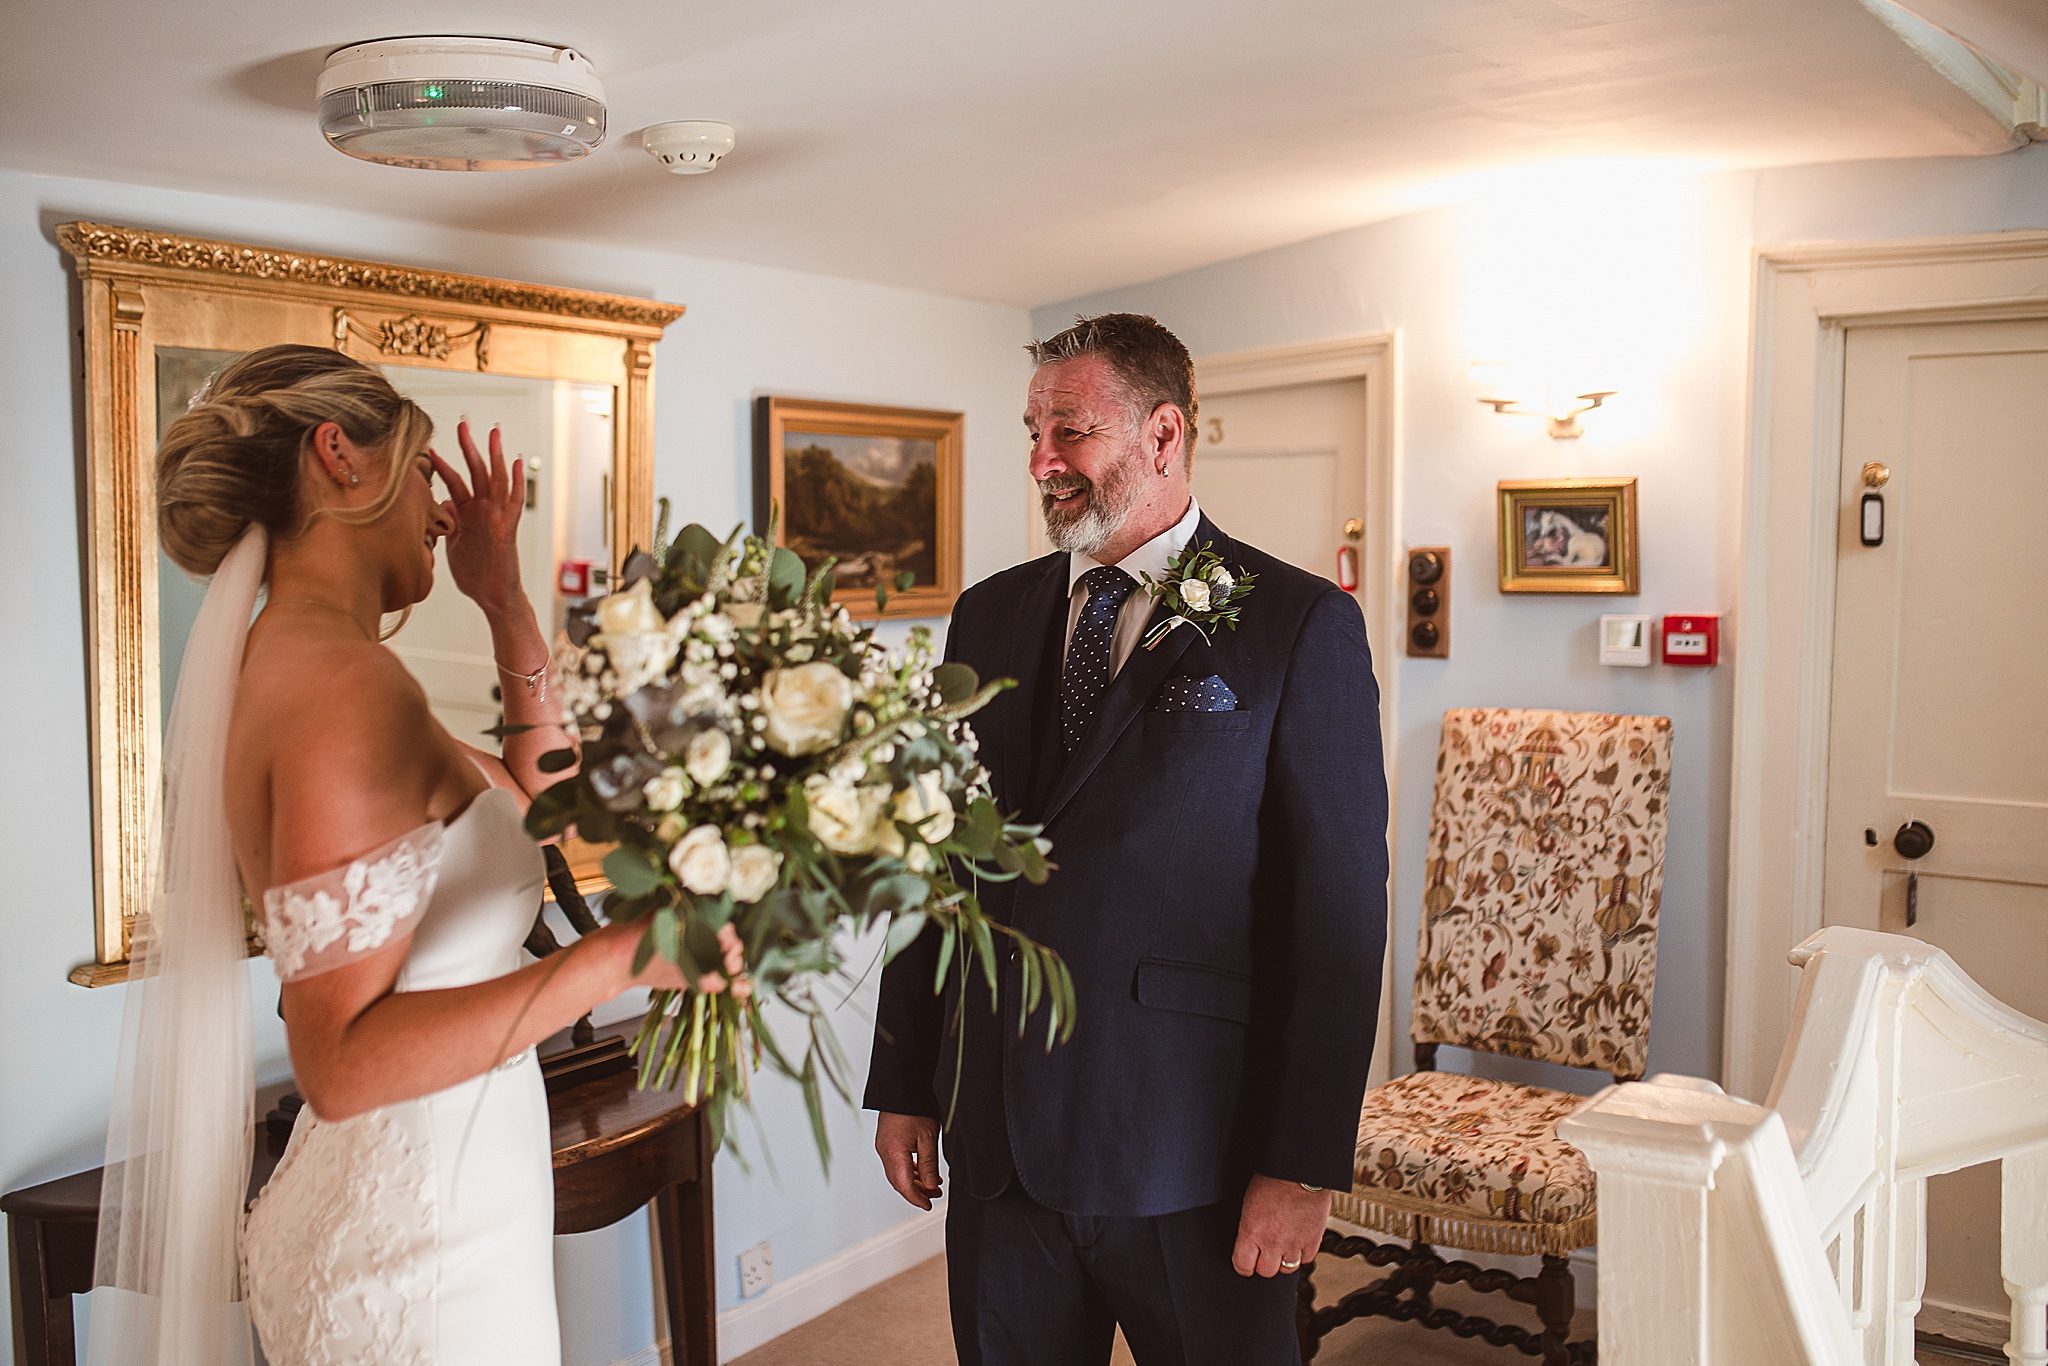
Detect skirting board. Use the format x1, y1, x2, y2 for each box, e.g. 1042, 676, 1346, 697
1917, 1299, 2013, 1354
716, 1209, 948, 1360
604, 1208, 946, 1366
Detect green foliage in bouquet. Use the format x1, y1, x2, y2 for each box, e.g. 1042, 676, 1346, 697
524, 505, 1072, 1167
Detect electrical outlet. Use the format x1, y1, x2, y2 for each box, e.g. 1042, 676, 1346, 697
738, 1241, 773, 1299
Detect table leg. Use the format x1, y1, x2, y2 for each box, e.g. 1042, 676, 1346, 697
653, 1175, 717, 1366
8, 1214, 76, 1366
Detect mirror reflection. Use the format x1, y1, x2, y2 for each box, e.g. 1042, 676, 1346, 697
155, 347, 615, 746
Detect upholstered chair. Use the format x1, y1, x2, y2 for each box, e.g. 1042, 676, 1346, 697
1299, 707, 1673, 1366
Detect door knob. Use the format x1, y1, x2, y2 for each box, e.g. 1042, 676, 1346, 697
1893, 820, 1936, 860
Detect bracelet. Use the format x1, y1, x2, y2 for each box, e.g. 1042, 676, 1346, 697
1298, 1182, 1326, 1194
496, 658, 549, 701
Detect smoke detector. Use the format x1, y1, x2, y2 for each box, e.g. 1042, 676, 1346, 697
318, 37, 606, 171
642, 121, 737, 174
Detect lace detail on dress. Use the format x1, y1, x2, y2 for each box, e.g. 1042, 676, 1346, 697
242, 1109, 437, 1365
260, 823, 448, 981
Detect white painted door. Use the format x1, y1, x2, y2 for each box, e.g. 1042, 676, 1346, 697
1190, 378, 1392, 1084
1823, 317, 2048, 1341
1191, 379, 1369, 586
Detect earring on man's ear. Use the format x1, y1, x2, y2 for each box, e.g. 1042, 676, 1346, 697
348, 473, 361, 487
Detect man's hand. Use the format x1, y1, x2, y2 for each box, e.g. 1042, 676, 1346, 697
1231, 1174, 1331, 1277
875, 1112, 944, 1210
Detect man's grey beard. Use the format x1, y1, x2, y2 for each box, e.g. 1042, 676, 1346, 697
1040, 458, 1142, 555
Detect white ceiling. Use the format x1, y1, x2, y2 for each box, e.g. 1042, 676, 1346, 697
0, 0, 2019, 306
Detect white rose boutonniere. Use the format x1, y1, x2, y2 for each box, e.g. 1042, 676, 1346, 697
1139, 541, 1257, 650
761, 662, 855, 756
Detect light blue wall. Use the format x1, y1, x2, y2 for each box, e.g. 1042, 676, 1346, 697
0, 164, 1031, 1366
1032, 145, 2048, 1100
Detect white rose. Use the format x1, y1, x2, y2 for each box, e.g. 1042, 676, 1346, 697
605, 633, 675, 696
667, 824, 731, 896
1179, 578, 1212, 612
1210, 566, 1235, 594
729, 845, 783, 903
656, 813, 687, 843
684, 728, 732, 786
803, 775, 889, 855
761, 662, 855, 756
595, 579, 667, 637
894, 770, 955, 844
727, 602, 765, 629
642, 767, 688, 812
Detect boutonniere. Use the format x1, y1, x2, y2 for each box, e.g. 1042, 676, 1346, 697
1138, 540, 1257, 650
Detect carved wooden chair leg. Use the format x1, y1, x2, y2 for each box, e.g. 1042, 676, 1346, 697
1532, 1254, 1575, 1366
1296, 1262, 1320, 1362
1404, 1240, 1438, 1314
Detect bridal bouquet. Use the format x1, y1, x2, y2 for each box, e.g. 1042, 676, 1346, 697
524, 511, 1072, 1163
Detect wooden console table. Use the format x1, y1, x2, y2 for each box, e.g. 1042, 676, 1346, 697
3, 1038, 717, 1365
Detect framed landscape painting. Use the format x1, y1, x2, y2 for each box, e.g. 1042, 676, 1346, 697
1496, 477, 1640, 594
753, 396, 964, 619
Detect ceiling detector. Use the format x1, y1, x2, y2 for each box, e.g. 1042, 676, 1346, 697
642, 121, 738, 175
317, 36, 607, 172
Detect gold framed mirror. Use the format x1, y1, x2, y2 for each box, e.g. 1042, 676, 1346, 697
59, 221, 683, 986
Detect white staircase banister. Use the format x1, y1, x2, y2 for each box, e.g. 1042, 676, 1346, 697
1560, 1078, 1863, 1365
1560, 927, 2048, 1366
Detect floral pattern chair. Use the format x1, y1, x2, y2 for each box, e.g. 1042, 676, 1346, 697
1299, 707, 1673, 1366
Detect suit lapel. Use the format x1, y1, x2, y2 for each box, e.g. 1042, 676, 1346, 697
1039, 514, 1237, 828
992, 555, 1070, 820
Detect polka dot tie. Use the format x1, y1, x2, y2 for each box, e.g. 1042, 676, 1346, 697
1060, 565, 1138, 753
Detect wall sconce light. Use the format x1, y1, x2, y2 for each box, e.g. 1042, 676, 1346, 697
1477, 389, 1616, 440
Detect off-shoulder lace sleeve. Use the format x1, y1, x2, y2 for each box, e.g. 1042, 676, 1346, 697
258, 822, 448, 982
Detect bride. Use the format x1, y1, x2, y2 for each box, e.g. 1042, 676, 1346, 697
89, 344, 682, 1365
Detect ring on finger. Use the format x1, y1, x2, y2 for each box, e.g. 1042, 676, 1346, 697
1278, 1255, 1302, 1271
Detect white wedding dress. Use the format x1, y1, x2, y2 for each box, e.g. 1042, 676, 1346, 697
241, 787, 561, 1365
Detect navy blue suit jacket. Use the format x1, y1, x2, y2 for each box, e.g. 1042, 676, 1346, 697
864, 517, 1389, 1217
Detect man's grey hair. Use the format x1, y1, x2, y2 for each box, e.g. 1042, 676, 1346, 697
1027, 313, 1199, 468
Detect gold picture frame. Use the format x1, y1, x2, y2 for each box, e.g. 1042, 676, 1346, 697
59, 221, 684, 985
1496, 477, 1640, 595
753, 396, 964, 620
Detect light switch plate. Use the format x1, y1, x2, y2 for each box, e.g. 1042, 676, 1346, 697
1599, 614, 1653, 667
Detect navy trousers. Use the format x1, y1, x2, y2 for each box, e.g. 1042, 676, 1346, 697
945, 1184, 1303, 1366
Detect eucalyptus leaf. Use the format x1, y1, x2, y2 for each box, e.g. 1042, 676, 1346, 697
931, 662, 977, 705
768, 546, 807, 604
621, 549, 658, 585
883, 909, 929, 964
604, 846, 665, 898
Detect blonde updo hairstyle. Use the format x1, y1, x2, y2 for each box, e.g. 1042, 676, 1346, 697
157, 344, 434, 576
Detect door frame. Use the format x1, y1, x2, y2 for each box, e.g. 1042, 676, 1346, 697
1724, 233, 2048, 1101
1202, 333, 1403, 1083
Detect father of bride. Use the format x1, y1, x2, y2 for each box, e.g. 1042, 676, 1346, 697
866, 313, 1388, 1364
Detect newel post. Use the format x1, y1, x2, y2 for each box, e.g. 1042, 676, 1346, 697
1559, 1080, 1755, 1363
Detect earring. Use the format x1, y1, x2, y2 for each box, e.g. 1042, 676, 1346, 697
349, 473, 360, 487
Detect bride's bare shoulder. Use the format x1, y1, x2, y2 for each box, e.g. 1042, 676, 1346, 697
237, 625, 436, 768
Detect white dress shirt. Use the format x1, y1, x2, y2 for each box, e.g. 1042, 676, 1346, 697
1062, 497, 1203, 680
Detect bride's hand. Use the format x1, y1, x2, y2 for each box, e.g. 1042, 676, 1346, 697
430, 419, 525, 615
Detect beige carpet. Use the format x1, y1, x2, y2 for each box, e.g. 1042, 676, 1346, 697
733, 1253, 1993, 1366
733, 1251, 1591, 1365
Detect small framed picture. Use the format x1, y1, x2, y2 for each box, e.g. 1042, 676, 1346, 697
1496, 477, 1639, 595
753, 396, 964, 620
